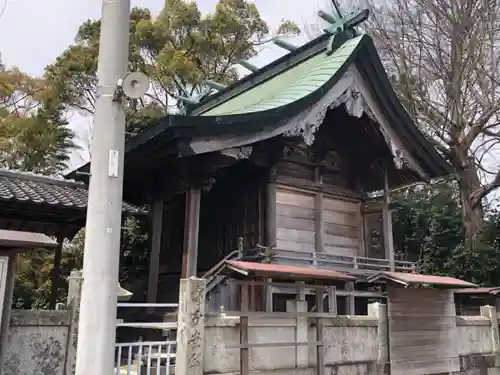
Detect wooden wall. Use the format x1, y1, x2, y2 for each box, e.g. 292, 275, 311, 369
197, 170, 265, 272
273, 146, 364, 259
275, 187, 315, 253
275, 186, 362, 258
323, 196, 361, 257
387, 286, 460, 375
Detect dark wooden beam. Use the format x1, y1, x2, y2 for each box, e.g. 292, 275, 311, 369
49, 238, 64, 309
147, 200, 163, 303
266, 166, 277, 247
182, 188, 201, 278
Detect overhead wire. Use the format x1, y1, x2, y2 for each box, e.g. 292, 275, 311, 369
0, 0, 7, 23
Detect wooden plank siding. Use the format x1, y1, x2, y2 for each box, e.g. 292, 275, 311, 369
387, 286, 460, 375
323, 197, 360, 257
274, 185, 362, 259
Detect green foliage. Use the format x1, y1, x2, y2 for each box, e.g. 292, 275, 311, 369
0, 60, 76, 175
12, 217, 149, 309
13, 232, 84, 309
390, 181, 500, 286
45, 0, 300, 131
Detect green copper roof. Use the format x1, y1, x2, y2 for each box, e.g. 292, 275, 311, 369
200, 35, 363, 116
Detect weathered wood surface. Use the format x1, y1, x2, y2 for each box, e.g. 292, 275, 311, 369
387, 286, 460, 375
275, 188, 316, 253
275, 185, 361, 259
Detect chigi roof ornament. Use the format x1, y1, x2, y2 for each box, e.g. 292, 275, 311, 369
321, 0, 370, 56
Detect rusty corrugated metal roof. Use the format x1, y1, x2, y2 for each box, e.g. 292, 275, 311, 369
367, 271, 477, 288
225, 260, 354, 281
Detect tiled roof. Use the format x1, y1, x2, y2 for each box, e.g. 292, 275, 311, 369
0, 169, 146, 214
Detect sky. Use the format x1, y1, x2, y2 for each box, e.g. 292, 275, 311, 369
2, 0, 499, 204
0, 0, 329, 168
0, 0, 325, 75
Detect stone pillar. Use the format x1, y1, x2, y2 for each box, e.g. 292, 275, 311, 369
368, 303, 388, 368
286, 299, 308, 368
0, 254, 16, 373
481, 305, 500, 353
64, 270, 83, 375
176, 277, 206, 375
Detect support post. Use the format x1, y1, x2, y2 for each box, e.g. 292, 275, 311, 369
315, 288, 325, 375
327, 286, 337, 315
346, 281, 355, 315
65, 270, 83, 375
240, 284, 249, 375
176, 278, 206, 375
264, 167, 277, 311
266, 166, 277, 248
147, 199, 163, 304
182, 188, 201, 278
0, 254, 16, 373
382, 167, 395, 272
368, 303, 389, 369
481, 305, 500, 353
314, 167, 324, 265
74, 0, 130, 372
286, 285, 308, 368
50, 237, 64, 309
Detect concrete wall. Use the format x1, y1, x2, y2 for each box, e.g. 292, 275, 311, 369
204, 314, 382, 375
201, 306, 500, 375
2, 310, 72, 375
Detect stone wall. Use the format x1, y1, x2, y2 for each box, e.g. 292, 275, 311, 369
2, 310, 72, 375
200, 305, 500, 375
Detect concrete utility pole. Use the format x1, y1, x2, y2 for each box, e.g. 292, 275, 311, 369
75, 0, 130, 373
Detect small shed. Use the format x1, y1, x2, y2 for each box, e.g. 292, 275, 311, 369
367, 271, 477, 375
210, 260, 355, 313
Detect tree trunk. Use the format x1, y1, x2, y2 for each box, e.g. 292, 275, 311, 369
453, 154, 485, 247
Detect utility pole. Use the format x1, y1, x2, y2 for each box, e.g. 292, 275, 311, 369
74, 0, 130, 373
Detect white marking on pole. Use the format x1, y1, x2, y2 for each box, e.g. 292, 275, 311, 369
109, 149, 119, 177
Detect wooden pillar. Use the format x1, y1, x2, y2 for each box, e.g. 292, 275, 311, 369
327, 286, 337, 315
49, 236, 64, 309
147, 199, 163, 304
240, 284, 250, 375
382, 167, 395, 272
182, 188, 201, 278
346, 281, 355, 315
315, 288, 325, 375
265, 167, 277, 312
266, 166, 277, 247
314, 167, 324, 265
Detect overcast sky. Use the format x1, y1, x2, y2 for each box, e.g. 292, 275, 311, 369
0, 0, 326, 76
0, 0, 328, 167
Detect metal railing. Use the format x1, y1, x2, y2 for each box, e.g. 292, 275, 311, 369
114, 340, 176, 375
270, 248, 416, 273
116, 303, 179, 374
203, 249, 243, 294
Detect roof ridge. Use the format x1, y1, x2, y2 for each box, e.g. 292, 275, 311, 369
191, 33, 334, 115
0, 169, 85, 188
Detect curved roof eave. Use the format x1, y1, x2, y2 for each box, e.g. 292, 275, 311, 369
67, 34, 452, 183
355, 39, 452, 178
